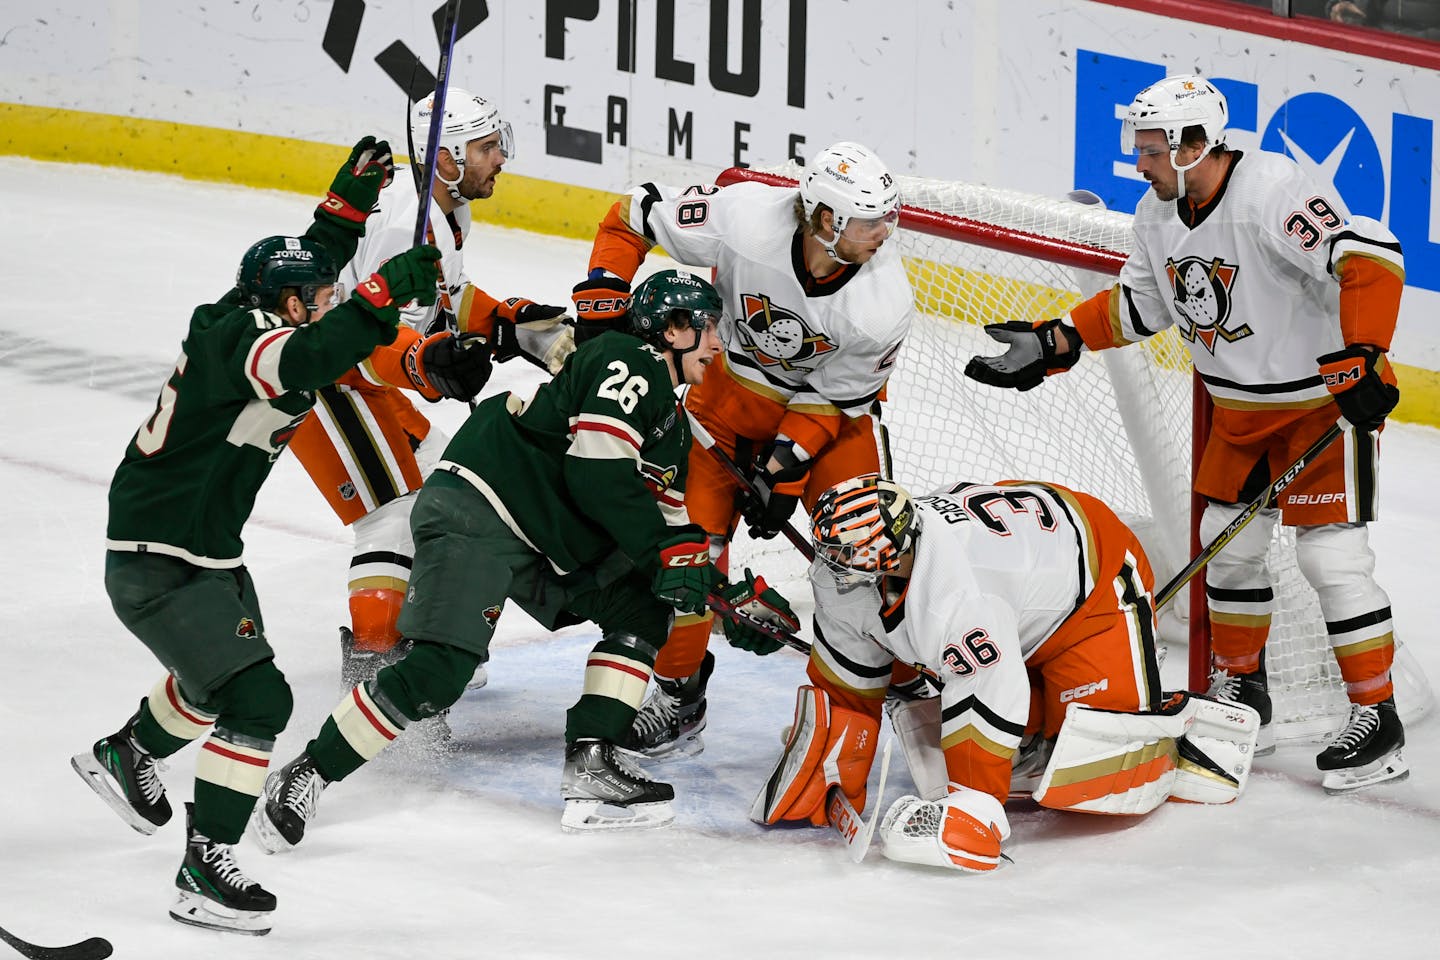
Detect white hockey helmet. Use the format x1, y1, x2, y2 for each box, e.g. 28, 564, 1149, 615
410, 87, 514, 195
800, 141, 901, 252
1121, 74, 1228, 168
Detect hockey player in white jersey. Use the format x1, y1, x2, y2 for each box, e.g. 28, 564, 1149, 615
966, 75, 1408, 793
572, 142, 917, 758
288, 87, 574, 690
749, 475, 1260, 872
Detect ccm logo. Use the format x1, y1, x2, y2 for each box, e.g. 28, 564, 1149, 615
1322, 367, 1363, 387
576, 297, 628, 313
1060, 678, 1109, 703
666, 550, 709, 567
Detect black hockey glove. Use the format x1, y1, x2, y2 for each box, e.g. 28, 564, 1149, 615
493, 297, 569, 362
318, 136, 395, 228
1317, 344, 1399, 431
571, 273, 631, 344
717, 569, 798, 656
652, 525, 720, 616
355, 245, 441, 326
964, 319, 1081, 391
742, 442, 810, 541
406, 331, 494, 402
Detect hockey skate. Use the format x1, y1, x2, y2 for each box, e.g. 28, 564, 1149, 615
622, 651, 714, 760
70, 712, 171, 835
1316, 697, 1408, 794
560, 739, 675, 831
250, 753, 327, 854
171, 803, 275, 936
1207, 667, 1274, 756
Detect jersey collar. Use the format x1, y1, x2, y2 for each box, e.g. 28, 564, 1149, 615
1176, 150, 1242, 231
791, 229, 861, 297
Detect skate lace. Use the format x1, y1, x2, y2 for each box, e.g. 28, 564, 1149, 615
606, 744, 656, 784
1330, 705, 1379, 752
283, 763, 323, 820
1206, 671, 1241, 703
202, 843, 258, 891
135, 754, 168, 805
631, 685, 681, 739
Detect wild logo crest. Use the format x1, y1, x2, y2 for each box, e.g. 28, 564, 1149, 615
1165, 255, 1251, 355
736, 293, 835, 370
235, 617, 258, 639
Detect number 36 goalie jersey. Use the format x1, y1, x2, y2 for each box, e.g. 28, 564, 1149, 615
1071, 150, 1405, 410
598, 180, 914, 450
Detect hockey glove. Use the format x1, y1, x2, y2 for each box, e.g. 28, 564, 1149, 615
964, 319, 1080, 391
492, 297, 569, 362
651, 525, 719, 616
405, 332, 494, 402
742, 441, 810, 540
318, 136, 395, 227
571, 272, 631, 344
718, 569, 798, 656
1317, 345, 1398, 431
355, 245, 442, 325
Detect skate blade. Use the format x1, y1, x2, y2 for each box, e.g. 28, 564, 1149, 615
70, 752, 162, 836
1253, 724, 1276, 758
246, 803, 296, 856
1322, 750, 1409, 795
169, 891, 272, 936
560, 799, 675, 832
466, 664, 489, 691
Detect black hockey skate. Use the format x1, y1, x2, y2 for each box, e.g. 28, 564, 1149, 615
1207, 666, 1274, 756
1316, 697, 1408, 794
622, 651, 714, 760
70, 711, 171, 835
171, 803, 276, 936
561, 739, 675, 831
249, 753, 327, 854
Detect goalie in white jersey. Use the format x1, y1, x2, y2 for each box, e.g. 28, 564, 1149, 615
572, 142, 917, 758
750, 475, 1260, 872
966, 75, 1407, 794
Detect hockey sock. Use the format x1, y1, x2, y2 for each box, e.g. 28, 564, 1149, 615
192, 660, 293, 843
565, 631, 660, 744
132, 675, 217, 758
348, 585, 406, 653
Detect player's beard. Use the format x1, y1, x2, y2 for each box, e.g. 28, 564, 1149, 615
1147, 175, 1179, 202
834, 235, 881, 265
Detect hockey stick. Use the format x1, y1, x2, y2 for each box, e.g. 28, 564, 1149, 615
0, 926, 112, 960
1154, 418, 1347, 611
704, 591, 809, 656
412, 0, 462, 248
824, 736, 894, 862
681, 405, 815, 561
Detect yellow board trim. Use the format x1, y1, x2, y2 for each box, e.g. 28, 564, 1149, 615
7, 101, 1440, 427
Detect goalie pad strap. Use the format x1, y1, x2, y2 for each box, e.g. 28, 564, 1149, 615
750, 685, 878, 827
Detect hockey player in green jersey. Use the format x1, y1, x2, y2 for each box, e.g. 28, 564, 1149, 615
252, 269, 799, 842
69, 136, 472, 936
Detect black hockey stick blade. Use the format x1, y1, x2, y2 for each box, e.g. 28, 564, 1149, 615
0, 926, 113, 960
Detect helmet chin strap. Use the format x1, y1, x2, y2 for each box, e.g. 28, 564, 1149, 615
1169, 141, 1214, 200
436, 160, 466, 203
816, 218, 854, 266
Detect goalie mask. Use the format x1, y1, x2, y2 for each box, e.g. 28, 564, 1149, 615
810, 474, 919, 587
236, 235, 339, 314
1121, 75, 1228, 194
410, 87, 515, 200
800, 141, 901, 262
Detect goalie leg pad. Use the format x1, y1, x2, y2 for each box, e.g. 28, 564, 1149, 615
884, 696, 948, 802
750, 685, 878, 826
880, 786, 1011, 873
1170, 693, 1260, 804
1033, 701, 1183, 815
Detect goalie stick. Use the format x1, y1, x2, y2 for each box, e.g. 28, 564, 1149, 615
1153, 418, 1346, 611
825, 737, 894, 863
0, 926, 112, 960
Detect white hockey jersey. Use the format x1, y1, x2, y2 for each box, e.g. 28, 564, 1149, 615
619, 180, 915, 421
810, 482, 1103, 759
1086, 150, 1405, 408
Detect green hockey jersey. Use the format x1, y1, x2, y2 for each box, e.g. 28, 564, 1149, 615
106, 220, 399, 567
436, 330, 691, 575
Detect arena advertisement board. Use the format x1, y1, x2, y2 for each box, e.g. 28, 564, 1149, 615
3, 0, 1437, 368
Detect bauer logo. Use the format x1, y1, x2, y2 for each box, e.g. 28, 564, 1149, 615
1075, 49, 1440, 293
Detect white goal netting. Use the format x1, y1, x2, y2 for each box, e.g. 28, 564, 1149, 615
720, 164, 1431, 743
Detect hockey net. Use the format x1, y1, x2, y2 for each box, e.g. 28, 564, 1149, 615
716, 164, 1431, 743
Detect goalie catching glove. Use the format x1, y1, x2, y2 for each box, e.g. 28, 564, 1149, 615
964, 318, 1080, 391
651, 525, 719, 616
1317, 344, 1399, 432
317, 136, 394, 228
750, 685, 879, 827
403, 331, 494, 402
880, 785, 1011, 873
716, 569, 797, 656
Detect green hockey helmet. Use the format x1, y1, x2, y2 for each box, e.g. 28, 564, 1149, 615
626, 269, 723, 347
235, 235, 340, 313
